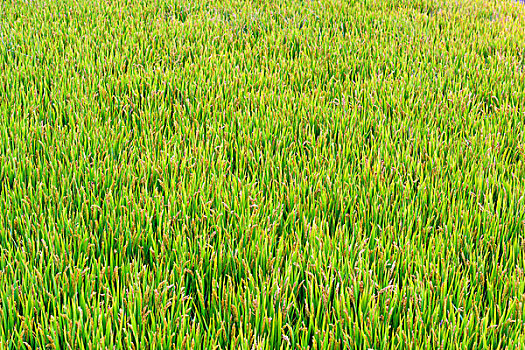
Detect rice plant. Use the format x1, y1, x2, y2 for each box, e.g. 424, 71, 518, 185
1, 0, 525, 348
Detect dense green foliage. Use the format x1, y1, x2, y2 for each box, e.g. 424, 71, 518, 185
1, 0, 525, 348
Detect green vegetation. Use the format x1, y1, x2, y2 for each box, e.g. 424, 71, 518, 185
1, 0, 525, 348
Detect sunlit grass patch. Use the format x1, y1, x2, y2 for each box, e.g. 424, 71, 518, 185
0, 0, 525, 348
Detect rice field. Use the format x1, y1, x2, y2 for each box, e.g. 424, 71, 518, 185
1, 0, 525, 348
